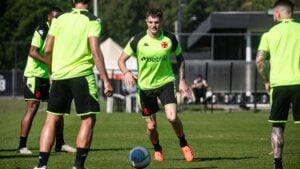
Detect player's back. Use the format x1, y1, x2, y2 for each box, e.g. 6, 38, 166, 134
268, 19, 300, 86
49, 9, 101, 80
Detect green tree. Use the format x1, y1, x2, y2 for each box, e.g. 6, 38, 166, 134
1, 0, 300, 69
0, 0, 70, 69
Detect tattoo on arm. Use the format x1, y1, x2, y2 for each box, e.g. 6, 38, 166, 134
256, 50, 269, 82
176, 55, 185, 81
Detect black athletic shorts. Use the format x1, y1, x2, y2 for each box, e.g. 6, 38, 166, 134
24, 76, 50, 101
47, 74, 100, 116
139, 82, 177, 117
269, 85, 300, 124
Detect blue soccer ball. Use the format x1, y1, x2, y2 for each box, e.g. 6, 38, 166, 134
128, 146, 151, 169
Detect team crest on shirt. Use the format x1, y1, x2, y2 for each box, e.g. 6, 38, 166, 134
161, 41, 168, 48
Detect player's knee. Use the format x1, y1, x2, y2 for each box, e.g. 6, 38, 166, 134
81, 115, 96, 128
166, 113, 177, 123
27, 101, 40, 112
146, 121, 156, 131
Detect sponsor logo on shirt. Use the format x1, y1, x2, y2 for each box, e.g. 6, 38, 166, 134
140, 56, 167, 62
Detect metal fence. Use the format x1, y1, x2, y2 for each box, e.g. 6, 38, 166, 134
0, 60, 268, 107
0, 32, 268, 110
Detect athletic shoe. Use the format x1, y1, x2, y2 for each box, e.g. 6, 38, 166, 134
17, 147, 32, 154
55, 144, 76, 153
33, 166, 47, 169
154, 151, 164, 161
181, 145, 194, 162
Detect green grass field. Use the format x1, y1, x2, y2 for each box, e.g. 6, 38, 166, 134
0, 99, 299, 169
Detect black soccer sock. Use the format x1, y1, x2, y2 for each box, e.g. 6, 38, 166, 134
153, 144, 162, 151
55, 134, 65, 150
178, 135, 188, 147
37, 152, 50, 167
74, 147, 89, 169
18, 136, 27, 149
274, 158, 283, 169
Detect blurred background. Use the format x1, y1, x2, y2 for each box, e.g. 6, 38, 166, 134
1, 0, 300, 111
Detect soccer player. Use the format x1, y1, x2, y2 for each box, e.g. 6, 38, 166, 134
256, 0, 300, 169
118, 8, 194, 162
33, 0, 113, 169
18, 6, 75, 154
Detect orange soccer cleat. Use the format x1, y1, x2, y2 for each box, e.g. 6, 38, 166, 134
154, 150, 164, 161
181, 145, 194, 162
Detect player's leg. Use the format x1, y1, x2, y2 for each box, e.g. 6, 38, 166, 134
54, 116, 76, 153
269, 86, 290, 169
71, 75, 99, 168
160, 82, 194, 162
145, 116, 163, 161
35, 79, 72, 168
164, 104, 194, 162
74, 114, 96, 169
139, 88, 162, 161
18, 77, 48, 154
18, 100, 40, 153
271, 123, 285, 169
37, 113, 60, 168
291, 85, 300, 124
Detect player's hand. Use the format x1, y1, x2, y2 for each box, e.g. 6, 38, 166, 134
124, 71, 137, 87
179, 80, 191, 98
104, 80, 113, 97
265, 82, 271, 95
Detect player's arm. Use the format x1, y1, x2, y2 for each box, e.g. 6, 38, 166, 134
44, 35, 54, 73
118, 51, 137, 87
176, 54, 191, 97
89, 37, 113, 97
256, 50, 270, 93
256, 50, 269, 82
29, 46, 47, 64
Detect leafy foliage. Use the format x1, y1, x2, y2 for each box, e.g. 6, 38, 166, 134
0, 0, 299, 69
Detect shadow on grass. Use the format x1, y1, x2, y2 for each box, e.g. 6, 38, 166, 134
163, 167, 217, 169
0, 148, 40, 152
0, 154, 37, 159
171, 156, 257, 162
285, 151, 300, 155
196, 156, 258, 162
90, 147, 135, 152
0, 148, 19, 152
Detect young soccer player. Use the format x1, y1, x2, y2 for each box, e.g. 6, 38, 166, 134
118, 8, 194, 162
18, 6, 75, 155
33, 0, 113, 168
256, 0, 300, 168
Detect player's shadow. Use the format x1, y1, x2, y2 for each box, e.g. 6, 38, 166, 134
163, 167, 217, 169
90, 147, 134, 152
285, 151, 300, 155
0, 148, 19, 152
195, 156, 258, 162
171, 156, 257, 162
0, 148, 61, 159
0, 154, 37, 159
